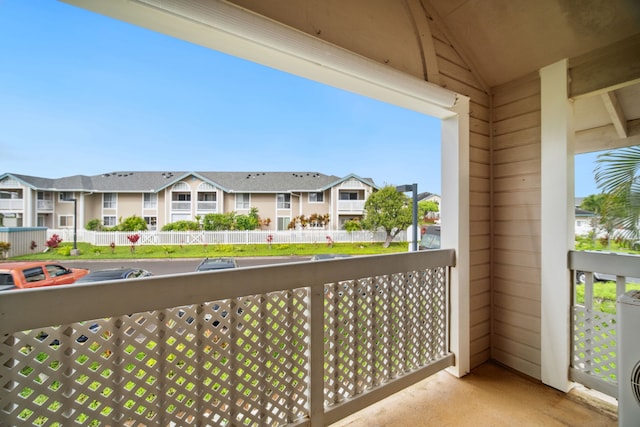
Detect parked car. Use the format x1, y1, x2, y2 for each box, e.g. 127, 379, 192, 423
75, 267, 153, 284
0, 261, 90, 291
575, 270, 640, 284
195, 257, 238, 272
419, 225, 441, 250
310, 254, 352, 261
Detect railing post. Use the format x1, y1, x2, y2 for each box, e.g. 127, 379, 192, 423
309, 284, 325, 425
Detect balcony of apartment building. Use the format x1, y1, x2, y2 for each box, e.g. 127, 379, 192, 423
0, 248, 629, 426
196, 192, 217, 214
36, 192, 54, 212
0, 190, 24, 213
337, 191, 366, 214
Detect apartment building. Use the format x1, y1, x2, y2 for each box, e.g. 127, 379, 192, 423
0, 171, 378, 231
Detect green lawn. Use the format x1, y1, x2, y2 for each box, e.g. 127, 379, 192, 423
575, 281, 640, 314
10, 241, 408, 261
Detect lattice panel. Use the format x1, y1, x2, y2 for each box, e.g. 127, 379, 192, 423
571, 306, 618, 383
323, 267, 448, 406
0, 289, 310, 427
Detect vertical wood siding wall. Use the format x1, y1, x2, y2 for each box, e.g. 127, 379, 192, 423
491, 74, 542, 379
429, 21, 492, 369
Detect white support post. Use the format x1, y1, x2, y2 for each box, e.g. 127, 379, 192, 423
540, 59, 574, 392
442, 95, 471, 377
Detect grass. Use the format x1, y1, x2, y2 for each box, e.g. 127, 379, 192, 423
10, 241, 407, 260
575, 281, 640, 314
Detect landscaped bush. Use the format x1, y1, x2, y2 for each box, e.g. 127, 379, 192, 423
161, 220, 200, 231
85, 219, 103, 231
117, 215, 147, 231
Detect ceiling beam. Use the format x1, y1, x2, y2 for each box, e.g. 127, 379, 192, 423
569, 33, 640, 99
405, 0, 441, 86
575, 118, 640, 154
601, 91, 628, 138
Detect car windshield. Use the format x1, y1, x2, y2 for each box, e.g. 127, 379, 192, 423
196, 258, 237, 271
419, 226, 441, 250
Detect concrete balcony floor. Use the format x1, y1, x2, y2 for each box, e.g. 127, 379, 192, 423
331, 362, 617, 427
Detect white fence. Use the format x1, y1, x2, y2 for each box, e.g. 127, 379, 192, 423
46, 229, 406, 246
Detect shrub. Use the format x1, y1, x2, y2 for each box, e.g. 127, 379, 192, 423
161, 220, 200, 231
344, 218, 363, 232
117, 215, 147, 231
202, 213, 235, 230
85, 219, 103, 231
57, 246, 72, 256
46, 234, 63, 249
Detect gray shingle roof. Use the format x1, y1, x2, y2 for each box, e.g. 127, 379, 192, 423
3, 171, 377, 193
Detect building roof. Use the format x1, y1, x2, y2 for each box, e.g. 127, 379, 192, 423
1, 171, 377, 193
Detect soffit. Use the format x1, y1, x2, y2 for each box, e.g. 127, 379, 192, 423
427, 0, 640, 88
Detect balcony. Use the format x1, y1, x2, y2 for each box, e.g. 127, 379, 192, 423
337, 200, 365, 213
37, 200, 54, 211
171, 201, 192, 211
0, 197, 24, 211
0, 249, 621, 426
197, 201, 217, 212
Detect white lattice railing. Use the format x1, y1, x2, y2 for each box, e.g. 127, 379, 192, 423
0, 250, 455, 426
569, 250, 640, 398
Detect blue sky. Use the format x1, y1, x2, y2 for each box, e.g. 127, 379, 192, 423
0, 1, 601, 197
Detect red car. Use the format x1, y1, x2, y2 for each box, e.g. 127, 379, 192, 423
0, 262, 90, 291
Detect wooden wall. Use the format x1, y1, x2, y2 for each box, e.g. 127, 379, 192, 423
428, 17, 493, 369
491, 73, 542, 379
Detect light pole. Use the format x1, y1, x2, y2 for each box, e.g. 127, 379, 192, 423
64, 198, 78, 253
395, 183, 418, 252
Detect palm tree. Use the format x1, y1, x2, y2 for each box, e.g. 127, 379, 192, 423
594, 145, 640, 241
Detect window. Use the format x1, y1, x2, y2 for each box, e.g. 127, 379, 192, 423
309, 192, 324, 203
198, 192, 216, 202
103, 216, 117, 227
172, 193, 191, 201
59, 215, 74, 227
277, 217, 290, 231
277, 193, 291, 209
59, 192, 74, 202
23, 267, 45, 283
144, 193, 157, 209
144, 216, 157, 230
236, 193, 250, 210
340, 191, 359, 200
103, 193, 116, 209
46, 264, 69, 277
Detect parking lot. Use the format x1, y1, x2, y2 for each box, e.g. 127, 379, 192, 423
64, 256, 310, 276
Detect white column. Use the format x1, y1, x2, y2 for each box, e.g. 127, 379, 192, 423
442, 95, 471, 377
540, 59, 574, 392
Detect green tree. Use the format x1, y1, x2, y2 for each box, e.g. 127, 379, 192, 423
595, 146, 640, 240
362, 186, 412, 247
418, 200, 439, 222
